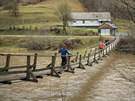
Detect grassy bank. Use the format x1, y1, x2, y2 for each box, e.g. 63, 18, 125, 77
0, 35, 113, 54
0, 0, 84, 28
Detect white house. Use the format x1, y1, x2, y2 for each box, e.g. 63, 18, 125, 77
99, 23, 117, 36
68, 12, 111, 27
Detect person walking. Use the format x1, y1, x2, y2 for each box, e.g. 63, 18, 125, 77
59, 44, 71, 68
99, 41, 106, 49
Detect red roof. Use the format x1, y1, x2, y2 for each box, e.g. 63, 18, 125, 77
99, 23, 117, 29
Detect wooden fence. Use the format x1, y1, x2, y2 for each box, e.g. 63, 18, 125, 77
0, 26, 43, 31
0, 37, 120, 84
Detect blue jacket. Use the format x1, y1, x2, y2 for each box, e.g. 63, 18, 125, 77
59, 48, 71, 57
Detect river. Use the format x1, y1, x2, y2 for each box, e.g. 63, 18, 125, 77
0, 53, 135, 101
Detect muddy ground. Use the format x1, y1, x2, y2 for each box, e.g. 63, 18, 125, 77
0, 53, 135, 101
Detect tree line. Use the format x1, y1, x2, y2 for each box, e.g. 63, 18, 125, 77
79, 0, 135, 22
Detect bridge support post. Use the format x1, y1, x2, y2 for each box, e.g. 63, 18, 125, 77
98, 50, 103, 60
4, 54, 10, 72
26, 56, 31, 80
50, 54, 60, 78
102, 48, 106, 57
26, 55, 38, 82
93, 50, 98, 64
71, 52, 79, 63
33, 53, 38, 70
108, 45, 111, 53
86, 53, 92, 66
83, 51, 87, 59
65, 56, 75, 73
106, 46, 110, 55
77, 55, 85, 69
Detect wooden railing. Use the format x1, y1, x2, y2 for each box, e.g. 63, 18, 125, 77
0, 37, 120, 84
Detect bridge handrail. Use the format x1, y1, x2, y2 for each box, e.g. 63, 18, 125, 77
0, 36, 120, 84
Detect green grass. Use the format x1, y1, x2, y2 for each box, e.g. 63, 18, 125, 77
67, 27, 98, 33
19, 6, 49, 13
0, 0, 85, 29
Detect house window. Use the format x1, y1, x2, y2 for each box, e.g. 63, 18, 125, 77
73, 21, 76, 23
83, 20, 85, 24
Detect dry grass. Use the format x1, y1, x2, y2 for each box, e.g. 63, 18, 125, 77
0, 0, 85, 29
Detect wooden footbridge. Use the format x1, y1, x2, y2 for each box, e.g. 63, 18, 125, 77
0, 37, 120, 84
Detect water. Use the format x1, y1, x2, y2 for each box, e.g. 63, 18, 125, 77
0, 54, 135, 101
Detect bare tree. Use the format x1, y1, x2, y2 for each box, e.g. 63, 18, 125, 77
119, 0, 135, 23
0, 0, 19, 17
99, 0, 135, 22
55, 2, 72, 34
10, 0, 19, 17
80, 0, 135, 21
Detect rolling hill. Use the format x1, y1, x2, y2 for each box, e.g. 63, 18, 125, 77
0, 0, 85, 28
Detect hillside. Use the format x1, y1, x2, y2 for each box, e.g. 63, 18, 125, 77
0, 0, 85, 28
0, 0, 132, 33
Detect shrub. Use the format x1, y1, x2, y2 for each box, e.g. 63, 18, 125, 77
21, 0, 43, 6
20, 37, 54, 50
59, 38, 82, 49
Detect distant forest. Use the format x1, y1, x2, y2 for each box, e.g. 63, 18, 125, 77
79, 0, 135, 21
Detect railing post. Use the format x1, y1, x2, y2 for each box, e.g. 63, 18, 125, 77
112, 42, 115, 51
26, 55, 31, 80
26, 55, 38, 82
98, 50, 102, 60
65, 55, 75, 73
83, 51, 87, 59
4, 54, 10, 72
110, 43, 112, 51
109, 44, 111, 53
75, 52, 79, 62
102, 48, 106, 57
93, 49, 98, 63
50, 53, 60, 77
71, 52, 79, 63
33, 53, 38, 70
86, 53, 92, 66
106, 46, 110, 55
114, 40, 117, 50
50, 56, 55, 75
77, 55, 85, 69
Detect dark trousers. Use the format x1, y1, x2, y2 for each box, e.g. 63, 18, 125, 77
61, 57, 67, 67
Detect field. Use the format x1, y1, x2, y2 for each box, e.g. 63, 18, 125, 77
0, 0, 84, 28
